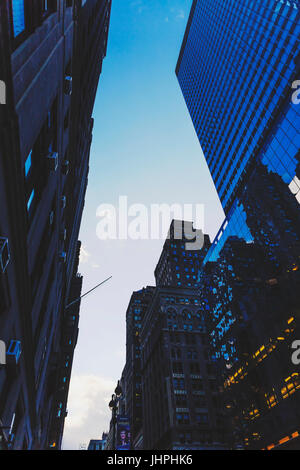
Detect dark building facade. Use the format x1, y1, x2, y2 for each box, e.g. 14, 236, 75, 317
123, 287, 155, 449
199, 236, 300, 450
47, 241, 83, 450
0, 0, 111, 449
177, 0, 300, 450
88, 432, 108, 451
141, 286, 226, 450
120, 222, 226, 450
105, 374, 128, 450
155, 220, 211, 289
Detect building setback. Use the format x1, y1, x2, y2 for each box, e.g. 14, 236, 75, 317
177, 0, 300, 449
0, 0, 111, 449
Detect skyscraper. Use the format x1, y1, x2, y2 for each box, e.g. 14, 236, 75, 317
121, 222, 227, 450
155, 220, 211, 289
177, 0, 300, 213
0, 0, 111, 449
123, 287, 155, 449
141, 286, 226, 450
177, 0, 300, 449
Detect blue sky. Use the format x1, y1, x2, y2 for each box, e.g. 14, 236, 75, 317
62, 0, 224, 449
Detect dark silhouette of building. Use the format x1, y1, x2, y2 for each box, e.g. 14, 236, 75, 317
47, 241, 83, 450
155, 220, 211, 289
120, 222, 226, 449
141, 286, 227, 450
122, 287, 155, 449
177, 0, 300, 450
105, 375, 129, 450
0, 0, 111, 449
199, 237, 300, 449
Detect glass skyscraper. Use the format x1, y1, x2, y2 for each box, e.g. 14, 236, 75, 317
177, 0, 300, 450
177, 0, 300, 214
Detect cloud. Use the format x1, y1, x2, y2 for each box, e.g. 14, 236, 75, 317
79, 245, 91, 264
130, 0, 146, 14
62, 375, 115, 450
91, 263, 100, 269
169, 7, 185, 21
79, 246, 101, 270
176, 10, 185, 20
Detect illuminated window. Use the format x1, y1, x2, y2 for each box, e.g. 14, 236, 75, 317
281, 374, 300, 399
27, 189, 35, 212
25, 150, 32, 178
11, 0, 25, 38
265, 391, 278, 409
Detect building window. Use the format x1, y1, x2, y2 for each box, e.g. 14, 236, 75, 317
10, 1, 58, 50
24, 98, 58, 223
172, 362, 183, 374
173, 378, 185, 390
189, 362, 200, 374
176, 395, 187, 407
183, 413, 190, 424
196, 413, 209, 425
191, 379, 203, 391
42, 0, 48, 12
42, 0, 56, 17
194, 396, 206, 408
11, 0, 25, 38
198, 431, 211, 443
187, 349, 197, 360
24, 150, 32, 178
27, 189, 35, 212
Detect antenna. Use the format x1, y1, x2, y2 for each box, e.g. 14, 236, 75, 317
65, 276, 112, 310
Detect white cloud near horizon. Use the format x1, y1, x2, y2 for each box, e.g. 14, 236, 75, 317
79, 245, 91, 265
62, 374, 115, 450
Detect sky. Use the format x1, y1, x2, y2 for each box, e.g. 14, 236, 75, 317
62, 0, 224, 450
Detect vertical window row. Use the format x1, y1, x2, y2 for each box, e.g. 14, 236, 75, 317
24, 98, 58, 221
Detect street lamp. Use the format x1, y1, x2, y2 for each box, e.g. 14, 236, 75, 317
108, 381, 123, 450
115, 380, 122, 398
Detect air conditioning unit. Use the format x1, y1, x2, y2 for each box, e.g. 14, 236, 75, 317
47, 152, 59, 172
62, 160, 70, 176
60, 228, 67, 241
59, 252, 67, 264
6, 340, 22, 365
64, 76, 72, 96
0, 237, 10, 273
61, 196, 67, 210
